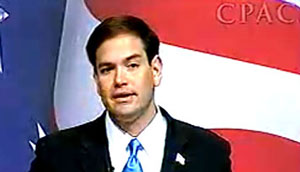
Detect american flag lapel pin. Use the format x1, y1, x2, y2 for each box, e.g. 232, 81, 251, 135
175, 153, 185, 165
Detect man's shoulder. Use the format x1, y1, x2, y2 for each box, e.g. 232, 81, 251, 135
29, 115, 109, 172
160, 107, 229, 148
172, 118, 229, 148
160, 107, 231, 171
37, 116, 105, 149
161, 108, 231, 154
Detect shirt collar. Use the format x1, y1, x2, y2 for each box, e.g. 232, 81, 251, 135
137, 106, 167, 156
105, 105, 167, 154
106, 111, 133, 154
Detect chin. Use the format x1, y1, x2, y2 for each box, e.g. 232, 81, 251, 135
110, 106, 139, 119
117, 109, 137, 117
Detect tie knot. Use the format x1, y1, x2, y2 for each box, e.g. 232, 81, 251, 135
123, 138, 144, 172
128, 138, 143, 156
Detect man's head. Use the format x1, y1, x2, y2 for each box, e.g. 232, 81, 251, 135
86, 15, 160, 73
86, 15, 162, 127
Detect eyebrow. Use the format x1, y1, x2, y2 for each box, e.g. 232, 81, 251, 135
125, 54, 141, 61
97, 62, 113, 69
97, 54, 142, 68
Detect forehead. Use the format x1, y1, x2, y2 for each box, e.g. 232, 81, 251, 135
95, 33, 146, 63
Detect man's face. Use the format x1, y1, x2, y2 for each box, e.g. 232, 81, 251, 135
94, 33, 162, 123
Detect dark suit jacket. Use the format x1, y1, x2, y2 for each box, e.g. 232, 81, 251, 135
29, 107, 231, 172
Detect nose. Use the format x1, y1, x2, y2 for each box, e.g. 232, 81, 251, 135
114, 66, 127, 87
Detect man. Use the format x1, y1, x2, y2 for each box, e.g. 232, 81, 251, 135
29, 15, 231, 172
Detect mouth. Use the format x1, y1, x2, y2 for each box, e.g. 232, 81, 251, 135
112, 92, 136, 103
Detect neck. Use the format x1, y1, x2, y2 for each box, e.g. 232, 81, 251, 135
112, 102, 157, 137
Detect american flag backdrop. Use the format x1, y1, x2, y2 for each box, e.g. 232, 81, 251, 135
0, 0, 300, 171
0, 0, 66, 171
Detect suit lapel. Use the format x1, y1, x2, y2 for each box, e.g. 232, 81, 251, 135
160, 107, 188, 172
78, 112, 114, 172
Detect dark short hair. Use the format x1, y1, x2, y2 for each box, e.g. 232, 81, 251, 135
86, 15, 160, 73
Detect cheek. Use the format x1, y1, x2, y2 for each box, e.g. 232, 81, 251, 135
138, 71, 155, 90
97, 79, 111, 96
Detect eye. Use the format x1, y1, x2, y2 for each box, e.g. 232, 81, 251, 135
99, 67, 113, 75
128, 63, 139, 69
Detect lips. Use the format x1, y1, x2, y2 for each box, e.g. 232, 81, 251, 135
112, 92, 136, 102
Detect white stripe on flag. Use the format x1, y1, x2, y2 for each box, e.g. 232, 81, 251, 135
282, 0, 300, 7
156, 43, 300, 142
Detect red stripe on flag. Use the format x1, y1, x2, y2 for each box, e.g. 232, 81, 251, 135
214, 129, 300, 172
84, 0, 300, 74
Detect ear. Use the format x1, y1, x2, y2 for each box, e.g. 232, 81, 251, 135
151, 55, 163, 87
93, 72, 98, 83
93, 72, 101, 93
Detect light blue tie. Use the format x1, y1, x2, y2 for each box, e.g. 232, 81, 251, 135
122, 138, 143, 172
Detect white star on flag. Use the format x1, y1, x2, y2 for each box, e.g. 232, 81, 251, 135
29, 123, 47, 151
0, 7, 9, 73
0, 7, 9, 23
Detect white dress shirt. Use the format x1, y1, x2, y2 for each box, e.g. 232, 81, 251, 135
105, 106, 167, 172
